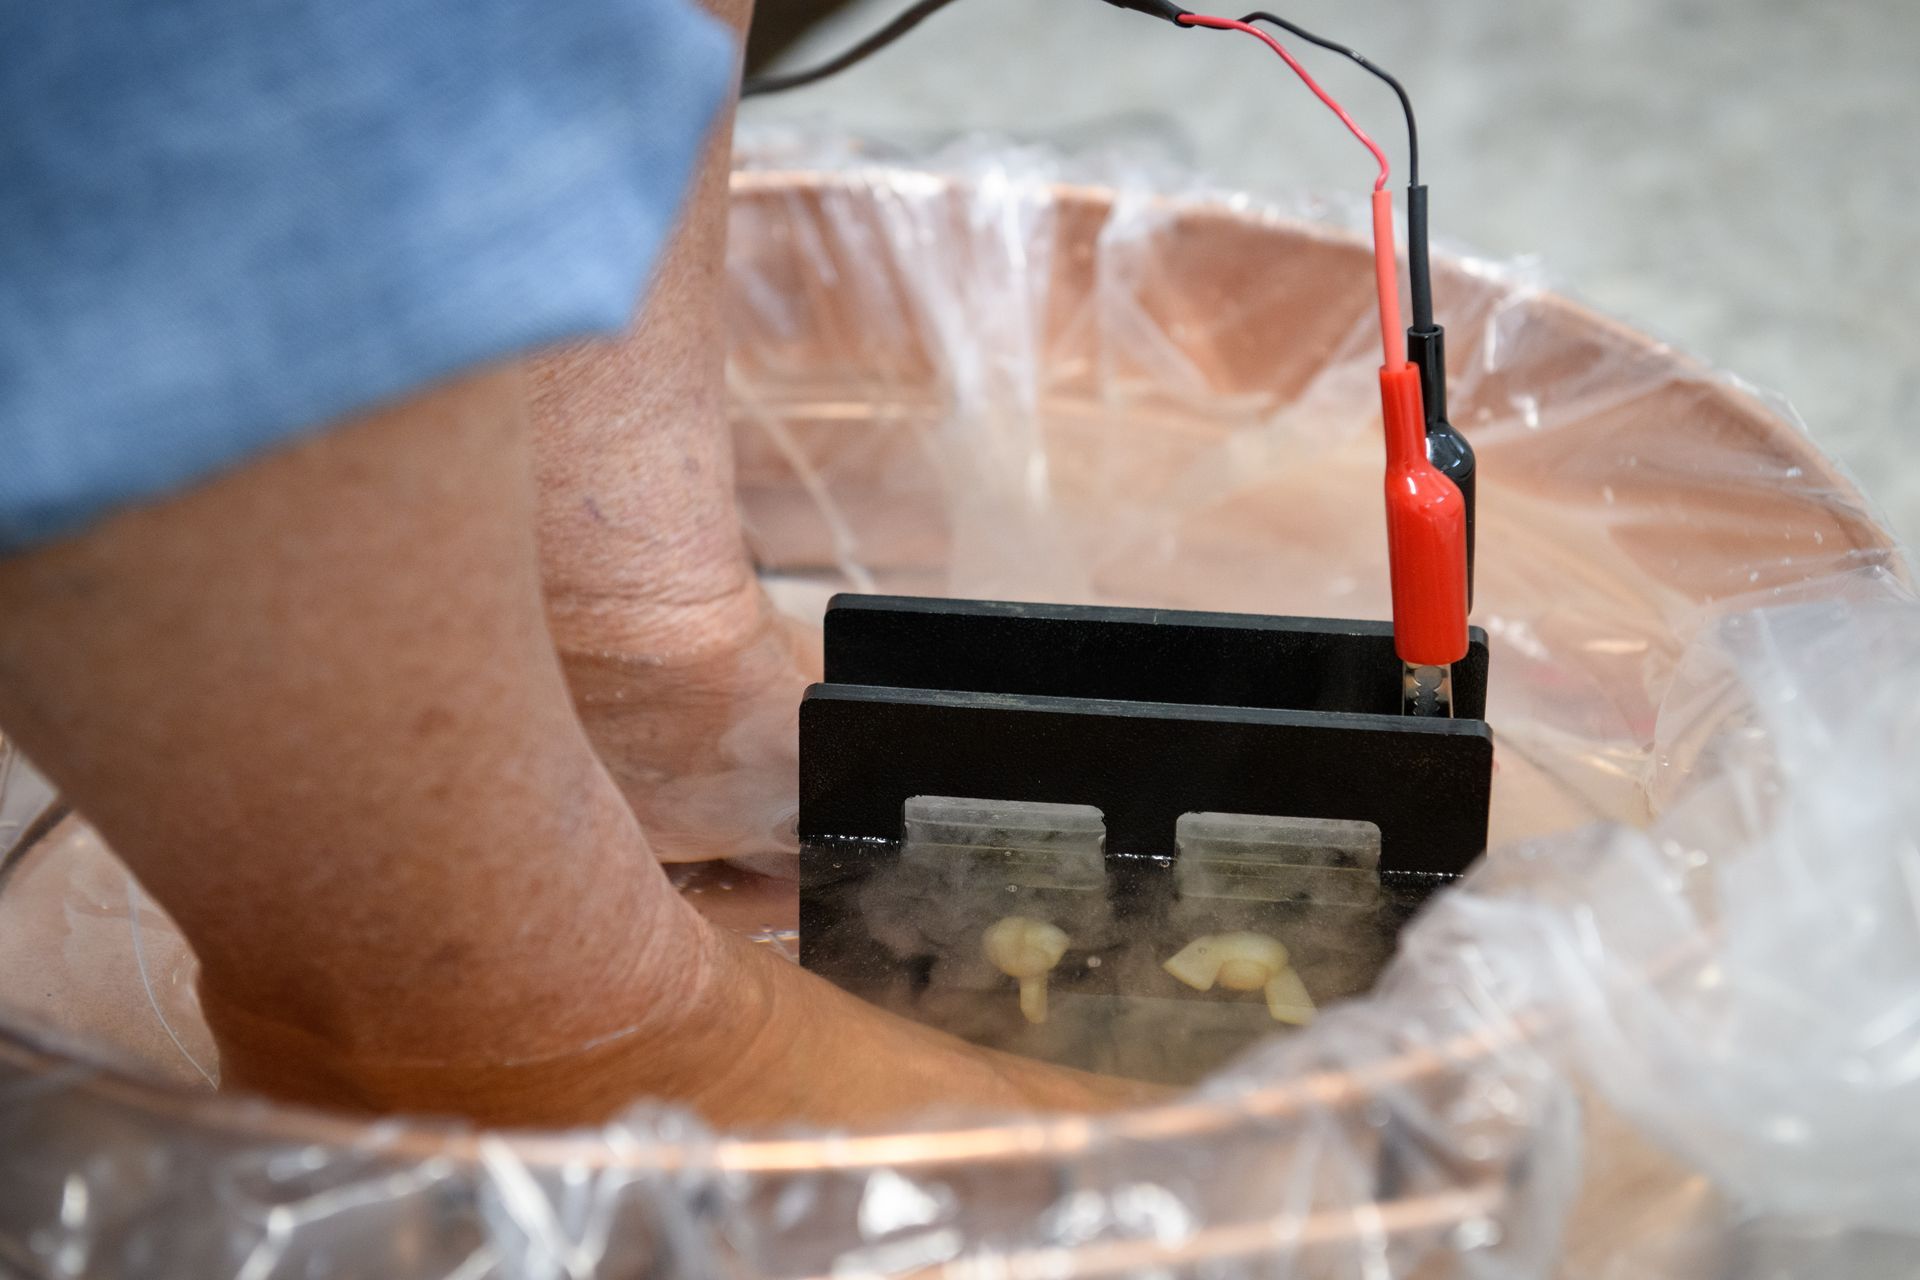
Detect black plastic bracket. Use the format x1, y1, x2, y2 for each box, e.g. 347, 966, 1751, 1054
801, 595, 1492, 877
795, 597, 1495, 1058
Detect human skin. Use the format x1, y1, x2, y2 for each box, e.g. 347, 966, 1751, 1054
0, 1, 1157, 1128
0, 368, 1153, 1127
529, 0, 811, 864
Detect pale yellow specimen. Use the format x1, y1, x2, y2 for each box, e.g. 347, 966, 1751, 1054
1163, 932, 1317, 1026
983, 916, 1071, 1025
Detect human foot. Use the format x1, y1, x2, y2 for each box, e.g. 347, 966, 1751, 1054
675, 928, 1167, 1128
209, 905, 1161, 1130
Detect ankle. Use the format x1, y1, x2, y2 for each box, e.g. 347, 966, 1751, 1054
201, 891, 761, 1124
547, 569, 768, 668
194, 788, 748, 1119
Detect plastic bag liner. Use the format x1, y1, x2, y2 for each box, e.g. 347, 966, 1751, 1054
1, 134, 1916, 1278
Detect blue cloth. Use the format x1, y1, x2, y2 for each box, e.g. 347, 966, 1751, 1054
0, 0, 735, 552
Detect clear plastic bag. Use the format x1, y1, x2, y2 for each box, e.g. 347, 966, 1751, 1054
0, 134, 1912, 1278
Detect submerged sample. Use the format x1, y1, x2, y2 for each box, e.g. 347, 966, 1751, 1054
981, 915, 1071, 1024
815, 796, 1398, 1082
796, 592, 1487, 1081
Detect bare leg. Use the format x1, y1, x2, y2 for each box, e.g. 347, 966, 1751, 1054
529, 0, 810, 865
0, 370, 1155, 1126
0, 2, 1160, 1126
0, 371, 707, 1115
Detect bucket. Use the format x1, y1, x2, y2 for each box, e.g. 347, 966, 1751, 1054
0, 159, 1905, 1278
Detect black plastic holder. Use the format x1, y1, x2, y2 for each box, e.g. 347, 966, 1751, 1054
799, 595, 1495, 973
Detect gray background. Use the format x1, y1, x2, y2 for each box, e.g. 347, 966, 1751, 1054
741, 0, 1920, 547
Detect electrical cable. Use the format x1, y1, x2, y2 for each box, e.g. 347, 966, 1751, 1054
743, 0, 1469, 691
1177, 13, 1396, 367
742, 0, 1191, 98
1236, 10, 1434, 331
750, 2, 1408, 370
1180, 10, 1467, 699
1178, 14, 1390, 193
1237, 11, 1416, 186
741, 0, 963, 97
1237, 9, 1472, 602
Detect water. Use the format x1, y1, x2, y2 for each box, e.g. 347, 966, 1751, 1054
798, 803, 1440, 1086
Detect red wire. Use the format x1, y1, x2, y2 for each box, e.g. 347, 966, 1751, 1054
1178, 13, 1392, 192
1181, 10, 1405, 370
1184, 11, 1460, 655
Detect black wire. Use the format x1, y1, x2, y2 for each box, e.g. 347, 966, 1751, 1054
739, 2, 1436, 322
1241, 11, 1434, 330
1237, 11, 1417, 187
0, 800, 71, 893
741, 0, 964, 97
742, 4, 1417, 169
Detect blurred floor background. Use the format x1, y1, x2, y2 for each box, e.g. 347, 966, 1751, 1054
741, 0, 1920, 548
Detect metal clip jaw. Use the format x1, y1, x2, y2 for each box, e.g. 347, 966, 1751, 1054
1402, 662, 1454, 718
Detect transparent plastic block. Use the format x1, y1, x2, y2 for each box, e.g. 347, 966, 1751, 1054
1174, 812, 1383, 906
902, 796, 1107, 891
